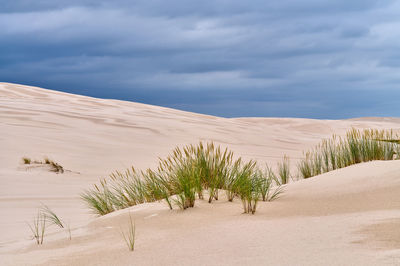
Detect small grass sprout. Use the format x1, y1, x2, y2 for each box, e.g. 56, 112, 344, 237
121, 213, 136, 251
28, 211, 46, 245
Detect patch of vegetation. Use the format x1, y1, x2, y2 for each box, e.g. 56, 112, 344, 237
28, 205, 70, 244
81, 179, 116, 215
22, 157, 31, 164
49, 160, 64, 173
82, 142, 282, 215
21, 157, 64, 173
81, 129, 400, 217
297, 129, 400, 179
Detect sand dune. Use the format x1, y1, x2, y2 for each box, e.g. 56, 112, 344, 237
1, 82, 400, 265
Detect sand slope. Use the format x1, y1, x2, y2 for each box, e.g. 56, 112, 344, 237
1, 82, 400, 265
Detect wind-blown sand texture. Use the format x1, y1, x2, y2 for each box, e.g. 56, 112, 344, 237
0, 82, 399, 265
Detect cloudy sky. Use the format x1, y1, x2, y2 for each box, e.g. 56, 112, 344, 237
1, 0, 400, 118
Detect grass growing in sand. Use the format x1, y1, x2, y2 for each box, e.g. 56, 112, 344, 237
277, 156, 290, 184
41, 204, 64, 228
121, 213, 136, 251
82, 142, 282, 215
28, 205, 71, 244
82, 129, 400, 217
297, 129, 400, 179
81, 179, 116, 215
260, 165, 284, 201
28, 211, 46, 245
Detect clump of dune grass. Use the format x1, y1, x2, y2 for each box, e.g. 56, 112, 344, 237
232, 161, 261, 214
28, 211, 46, 245
297, 128, 400, 179
225, 159, 242, 202
159, 147, 198, 209
172, 166, 197, 210
82, 142, 285, 215
81, 142, 236, 213
121, 213, 136, 251
277, 156, 290, 184
196, 142, 233, 203
143, 169, 173, 209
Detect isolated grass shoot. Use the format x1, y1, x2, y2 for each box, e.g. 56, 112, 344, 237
41, 204, 64, 228
121, 213, 136, 251
28, 211, 46, 245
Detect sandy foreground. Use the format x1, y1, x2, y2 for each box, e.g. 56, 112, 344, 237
0, 82, 399, 265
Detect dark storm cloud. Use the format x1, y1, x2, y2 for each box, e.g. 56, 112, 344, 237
1, 0, 400, 118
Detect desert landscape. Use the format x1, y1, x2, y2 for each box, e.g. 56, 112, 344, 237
0, 82, 399, 265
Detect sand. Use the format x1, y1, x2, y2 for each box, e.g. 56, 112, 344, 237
0, 82, 399, 265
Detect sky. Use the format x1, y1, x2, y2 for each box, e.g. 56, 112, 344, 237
1, 0, 400, 118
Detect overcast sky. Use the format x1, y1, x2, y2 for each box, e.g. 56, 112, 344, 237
1, 0, 400, 118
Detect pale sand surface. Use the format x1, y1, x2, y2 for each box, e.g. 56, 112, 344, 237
0, 82, 400, 265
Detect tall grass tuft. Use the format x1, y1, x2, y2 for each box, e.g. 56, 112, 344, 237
225, 159, 242, 202
143, 169, 173, 209
277, 156, 290, 184
233, 161, 261, 214
81, 179, 116, 215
